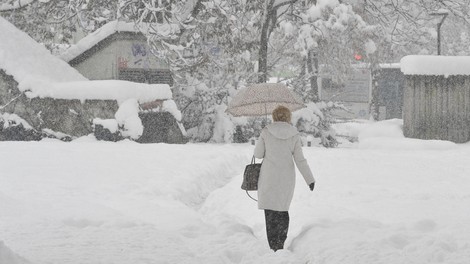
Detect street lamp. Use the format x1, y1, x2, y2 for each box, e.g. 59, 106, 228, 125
430, 9, 449, 55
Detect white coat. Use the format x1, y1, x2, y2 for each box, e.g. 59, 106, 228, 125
254, 122, 315, 211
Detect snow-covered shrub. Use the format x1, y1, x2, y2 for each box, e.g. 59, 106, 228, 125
92, 119, 122, 142
293, 102, 345, 148
211, 105, 234, 143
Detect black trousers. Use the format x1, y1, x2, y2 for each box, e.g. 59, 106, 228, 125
264, 210, 289, 251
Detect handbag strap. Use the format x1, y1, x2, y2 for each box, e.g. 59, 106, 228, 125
247, 156, 259, 202
246, 190, 258, 202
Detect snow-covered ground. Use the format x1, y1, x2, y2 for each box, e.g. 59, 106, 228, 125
1, 119, 470, 264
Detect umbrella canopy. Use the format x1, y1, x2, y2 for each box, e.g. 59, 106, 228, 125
226, 83, 305, 117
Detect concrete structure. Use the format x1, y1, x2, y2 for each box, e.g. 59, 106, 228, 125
61, 21, 173, 85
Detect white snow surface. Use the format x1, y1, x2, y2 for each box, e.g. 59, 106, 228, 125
0, 241, 30, 264
1, 120, 470, 263
24, 80, 173, 104
401, 55, 470, 76
0, 16, 87, 84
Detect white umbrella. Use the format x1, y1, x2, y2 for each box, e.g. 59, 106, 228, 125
226, 83, 305, 117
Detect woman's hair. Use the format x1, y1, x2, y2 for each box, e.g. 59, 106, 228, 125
272, 105, 291, 123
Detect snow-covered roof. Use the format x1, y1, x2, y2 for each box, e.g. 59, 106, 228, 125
401, 55, 470, 76
0, 16, 87, 84
60, 20, 142, 63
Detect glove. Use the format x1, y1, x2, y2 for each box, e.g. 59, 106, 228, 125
309, 182, 315, 191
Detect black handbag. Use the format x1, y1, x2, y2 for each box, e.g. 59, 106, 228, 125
241, 156, 262, 201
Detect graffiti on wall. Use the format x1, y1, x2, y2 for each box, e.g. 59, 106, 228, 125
132, 43, 147, 57
117, 41, 167, 70
118, 57, 129, 69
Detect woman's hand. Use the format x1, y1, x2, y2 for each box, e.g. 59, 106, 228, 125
309, 182, 315, 191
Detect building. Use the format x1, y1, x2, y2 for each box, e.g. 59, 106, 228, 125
61, 21, 173, 85
0, 16, 185, 143
319, 64, 404, 120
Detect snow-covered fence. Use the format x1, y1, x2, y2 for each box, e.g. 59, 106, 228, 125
401, 56, 470, 143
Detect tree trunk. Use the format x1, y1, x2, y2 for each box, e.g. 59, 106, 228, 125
258, 0, 275, 83
307, 50, 319, 101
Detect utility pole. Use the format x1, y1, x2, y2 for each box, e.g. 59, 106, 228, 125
430, 10, 449, 55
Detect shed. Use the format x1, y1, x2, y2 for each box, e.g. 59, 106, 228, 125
401, 55, 470, 143
60, 20, 173, 85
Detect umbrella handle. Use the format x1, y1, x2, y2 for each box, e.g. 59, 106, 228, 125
264, 103, 267, 125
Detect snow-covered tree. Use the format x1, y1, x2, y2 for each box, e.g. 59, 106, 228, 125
1, 0, 119, 50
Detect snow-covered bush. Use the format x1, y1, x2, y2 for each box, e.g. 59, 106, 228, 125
293, 102, 345, 148
0, 113, 41, 141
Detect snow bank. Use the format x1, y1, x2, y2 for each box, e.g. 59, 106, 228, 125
0, 241, 30, 264
23, 80, 172, 104
115, 99, 143, 139
0, 16, 87, 86
401, 55, 470, 76
162, 100, 182, 121
334, 119, 457, 150
357, 119, 405, 141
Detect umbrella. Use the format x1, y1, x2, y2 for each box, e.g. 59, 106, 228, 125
226, 83, 305, 117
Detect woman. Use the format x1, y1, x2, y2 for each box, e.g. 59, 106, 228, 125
254, 105, 315, 252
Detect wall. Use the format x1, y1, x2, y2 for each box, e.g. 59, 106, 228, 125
1, 71, 185, 143
403, 75, 470, 143
73, 34, 169, 82
1, 70, 115, 137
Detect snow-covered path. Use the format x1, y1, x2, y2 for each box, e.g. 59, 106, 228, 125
1, 122, 470, 264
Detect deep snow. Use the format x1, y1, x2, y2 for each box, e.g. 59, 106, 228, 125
1, 120, 470, 264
